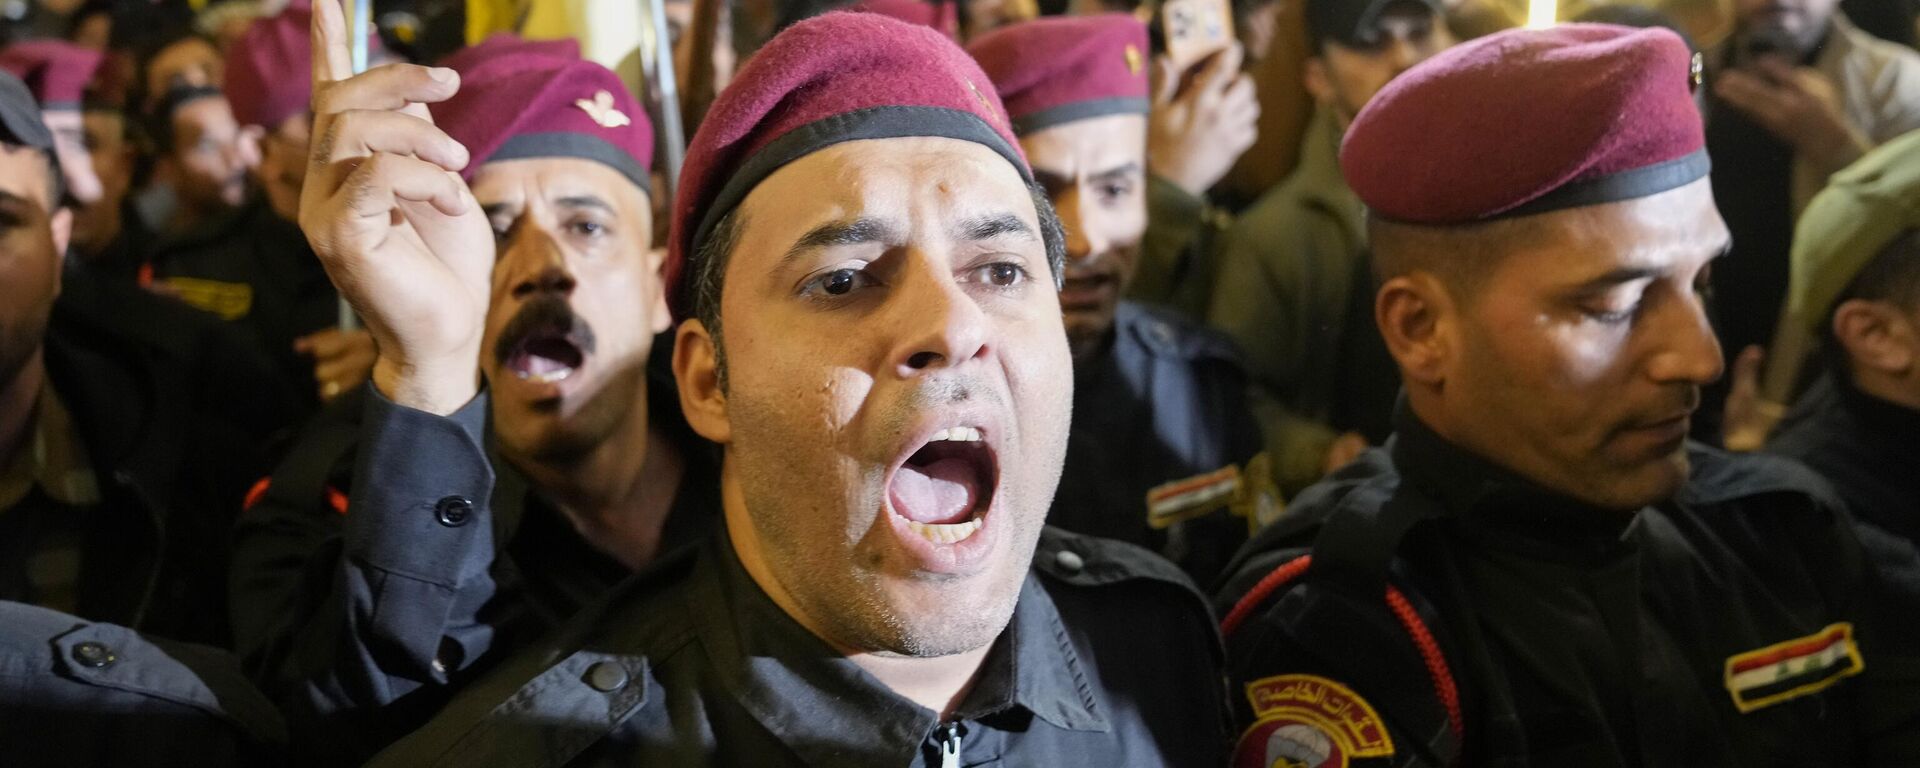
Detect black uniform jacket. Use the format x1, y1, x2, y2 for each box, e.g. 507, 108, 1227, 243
1215, 403, 1920, 768
1769, 372, 1920, 547
145, 196, 341, 415
229, 341, 717, 766
1054, 300, 1267, 586
0, 601, 285, 767
4, 279, 291, 645
363, 524, 1231, 767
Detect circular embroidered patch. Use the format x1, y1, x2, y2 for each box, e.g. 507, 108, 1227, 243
1233, 674, 1394, 768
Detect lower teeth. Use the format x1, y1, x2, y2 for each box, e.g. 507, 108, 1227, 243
905, 517, 982, 544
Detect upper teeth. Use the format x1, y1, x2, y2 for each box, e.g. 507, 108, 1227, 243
929, 427, 982, 443
517, 367, 574, 384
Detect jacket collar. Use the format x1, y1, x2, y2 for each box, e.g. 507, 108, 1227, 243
684, 528, 1108, 767
1389, 400, 1641, 558
1294, 108, 1367, 244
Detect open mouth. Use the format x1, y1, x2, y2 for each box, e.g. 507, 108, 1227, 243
496, 298, 597, 385
506, 331, 586, 383
887, 427, 997, 545
1060, 272, 1117, 309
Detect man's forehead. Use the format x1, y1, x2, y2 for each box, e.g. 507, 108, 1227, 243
474, 157, 648, 213
744, 137, 1030, 224
1497, 191, 1729, 285
1020, 113, 1146, 171
0, 143, 49, 205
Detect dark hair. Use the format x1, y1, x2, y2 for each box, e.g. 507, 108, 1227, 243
1570, 4, 1697, 52
688, 177, 1068, 388
1823, 228, 1920, 370
142, 84, 224, 155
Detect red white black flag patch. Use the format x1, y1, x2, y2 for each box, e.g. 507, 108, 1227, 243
1724, 622, 1864, 713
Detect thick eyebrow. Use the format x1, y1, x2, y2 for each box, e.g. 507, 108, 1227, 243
952, 212, 1034, 243
781, 217, 900, 267
481, 202, 516, 220
1567, 243, 1730, 295
1031, 162, 1142, 192
555, 195, 614, 214
0, 189, 37, 212
1086, 162, 1142, 185
1570, 266, 1663, 294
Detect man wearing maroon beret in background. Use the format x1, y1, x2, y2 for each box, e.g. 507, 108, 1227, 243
969, 14, 1266, 586
0, 39, 138, 275
0, 40, 107, 209
299, 2, 1228, 763
222, 0, 376, 407
1215, 24, 1920, 767
228, 31, 721, 767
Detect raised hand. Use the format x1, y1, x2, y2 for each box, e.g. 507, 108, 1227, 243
299, 0, 492, 415
1148, 44, 1261, 198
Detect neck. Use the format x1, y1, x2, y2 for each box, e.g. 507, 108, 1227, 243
0, 349, 47, 470
848, 646, 991, 719
719, 469, 991, 719
76, 206, 123, 257
1849, 365, 1920, 414
507, 390, 681, 571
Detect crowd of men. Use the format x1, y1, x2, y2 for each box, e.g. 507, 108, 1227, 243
1, 0, 1918, 764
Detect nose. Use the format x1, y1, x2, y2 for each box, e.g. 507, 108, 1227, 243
888, 252, 990, 378
506, 225, 578, 299
1055, 186, 1109, 265
1646, 287, 1725, 386
1386, 36, 1420, 74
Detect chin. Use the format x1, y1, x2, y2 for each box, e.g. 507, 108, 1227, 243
869, 574, 1021, 657
1587, 452, 1691, 511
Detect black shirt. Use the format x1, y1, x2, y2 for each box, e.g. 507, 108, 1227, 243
1217, 403, 1920, 767
1054, 301, 1264, 584
1769, 372, 1920, 545
366, 525, 1231, 767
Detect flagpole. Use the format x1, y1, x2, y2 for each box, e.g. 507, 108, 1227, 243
643, 0, 686, 202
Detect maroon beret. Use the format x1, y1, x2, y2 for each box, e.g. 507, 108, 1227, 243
852, 0, 960, 38
967, 14, 1149, 135
1342, 23, 1707, 225
666, 11, 1028, 321
0, 40, 103, 109
437, 33, 581, 76
225, 2, 312, 129
431, 55, 654, 193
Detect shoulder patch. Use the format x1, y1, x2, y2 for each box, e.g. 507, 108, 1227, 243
1724, 622, 1863, 714
1234, 674, 1394, 768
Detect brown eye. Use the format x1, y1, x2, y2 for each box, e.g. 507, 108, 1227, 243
983, 263, 1025, 287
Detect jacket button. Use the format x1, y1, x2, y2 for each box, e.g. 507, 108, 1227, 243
72, 641, 117, 669
1053, 549, 1084, 574
434, 496, 474, 527
585, 661, 628, 693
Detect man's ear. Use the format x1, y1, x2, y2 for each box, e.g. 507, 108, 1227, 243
1376, 271, 1455, 387
1834, 298, 1916, 373
1303, 56, 1335, 105
50, 206, 72, 258
674, 317, 731, 444
647, 248, 672, 335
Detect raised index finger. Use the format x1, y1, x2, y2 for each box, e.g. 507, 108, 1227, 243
311, 0, 354, 88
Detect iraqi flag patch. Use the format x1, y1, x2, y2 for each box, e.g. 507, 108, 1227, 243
1724, 622, 1864, 713
1145, 465, 1241, 529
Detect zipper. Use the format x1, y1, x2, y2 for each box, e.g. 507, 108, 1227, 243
936, 721, 962, 768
